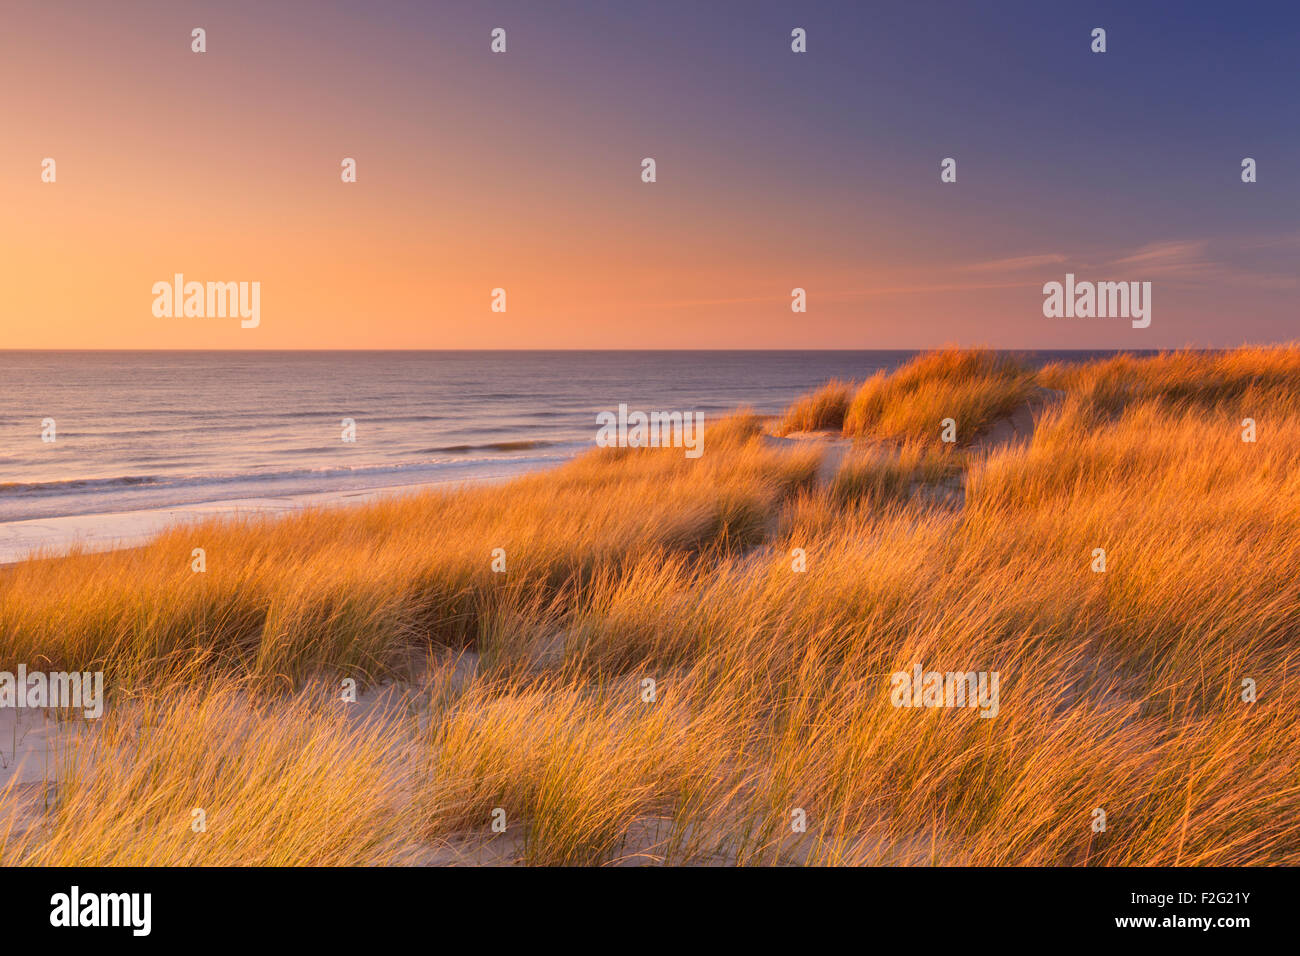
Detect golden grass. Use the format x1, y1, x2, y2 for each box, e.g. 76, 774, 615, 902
1, 684, 417, 865
775, 379, 854, 434
3, 346, 1299, 865
0, 411, 817, 689
830, 442, 963, 508
843, 348, 1034, 444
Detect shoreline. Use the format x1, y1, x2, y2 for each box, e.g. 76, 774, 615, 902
0, 465, 557, 568
0, 412, 971, 568
0, 417, 800, 569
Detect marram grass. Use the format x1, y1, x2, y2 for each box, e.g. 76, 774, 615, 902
3, 347, 1299, 865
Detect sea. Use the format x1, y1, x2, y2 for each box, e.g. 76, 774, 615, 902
0, 350, 1114, 525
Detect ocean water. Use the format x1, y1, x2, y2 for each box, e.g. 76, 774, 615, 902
0, 350, 1104, 523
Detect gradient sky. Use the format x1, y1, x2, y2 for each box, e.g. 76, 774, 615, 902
3, 0, 1297, 349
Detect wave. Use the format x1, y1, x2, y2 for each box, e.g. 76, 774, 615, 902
418, 440, 558, 454
278, 412, 447, 422
0, 446, 582, 499
0, 474, 166, 493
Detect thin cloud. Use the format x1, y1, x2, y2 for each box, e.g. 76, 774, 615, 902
1105, 238, 1296, 288
960, 253, 1067, 273
1108, 239, 1211, 271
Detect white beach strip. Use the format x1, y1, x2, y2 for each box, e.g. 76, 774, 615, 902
0, 468, 546, 567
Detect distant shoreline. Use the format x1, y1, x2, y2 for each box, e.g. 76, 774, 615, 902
0, 467, 552, 567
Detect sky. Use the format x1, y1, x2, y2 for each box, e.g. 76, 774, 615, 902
2, 0, 1297, 349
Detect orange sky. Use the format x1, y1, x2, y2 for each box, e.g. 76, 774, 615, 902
3, 0, 1296, 349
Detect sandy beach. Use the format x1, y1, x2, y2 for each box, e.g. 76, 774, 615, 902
0, 463, 562, 567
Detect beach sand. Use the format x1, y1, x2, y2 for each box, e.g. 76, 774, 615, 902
0, 472, 530, 567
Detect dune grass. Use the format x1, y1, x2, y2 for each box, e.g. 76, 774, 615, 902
0, 412, 818, 689
1, 684, 418, 866
843, 348, 1035, 444
3, 347, 1299, 865
776, 379, 854, 434
829, 443, 963, 508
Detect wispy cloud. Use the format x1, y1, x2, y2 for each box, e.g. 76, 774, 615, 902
1107, 239, 1211, 273
636, 232, 1298, 312
960, 253, 1066, 273
960, 237, 1297, 291
1106, 237, 1296, 288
